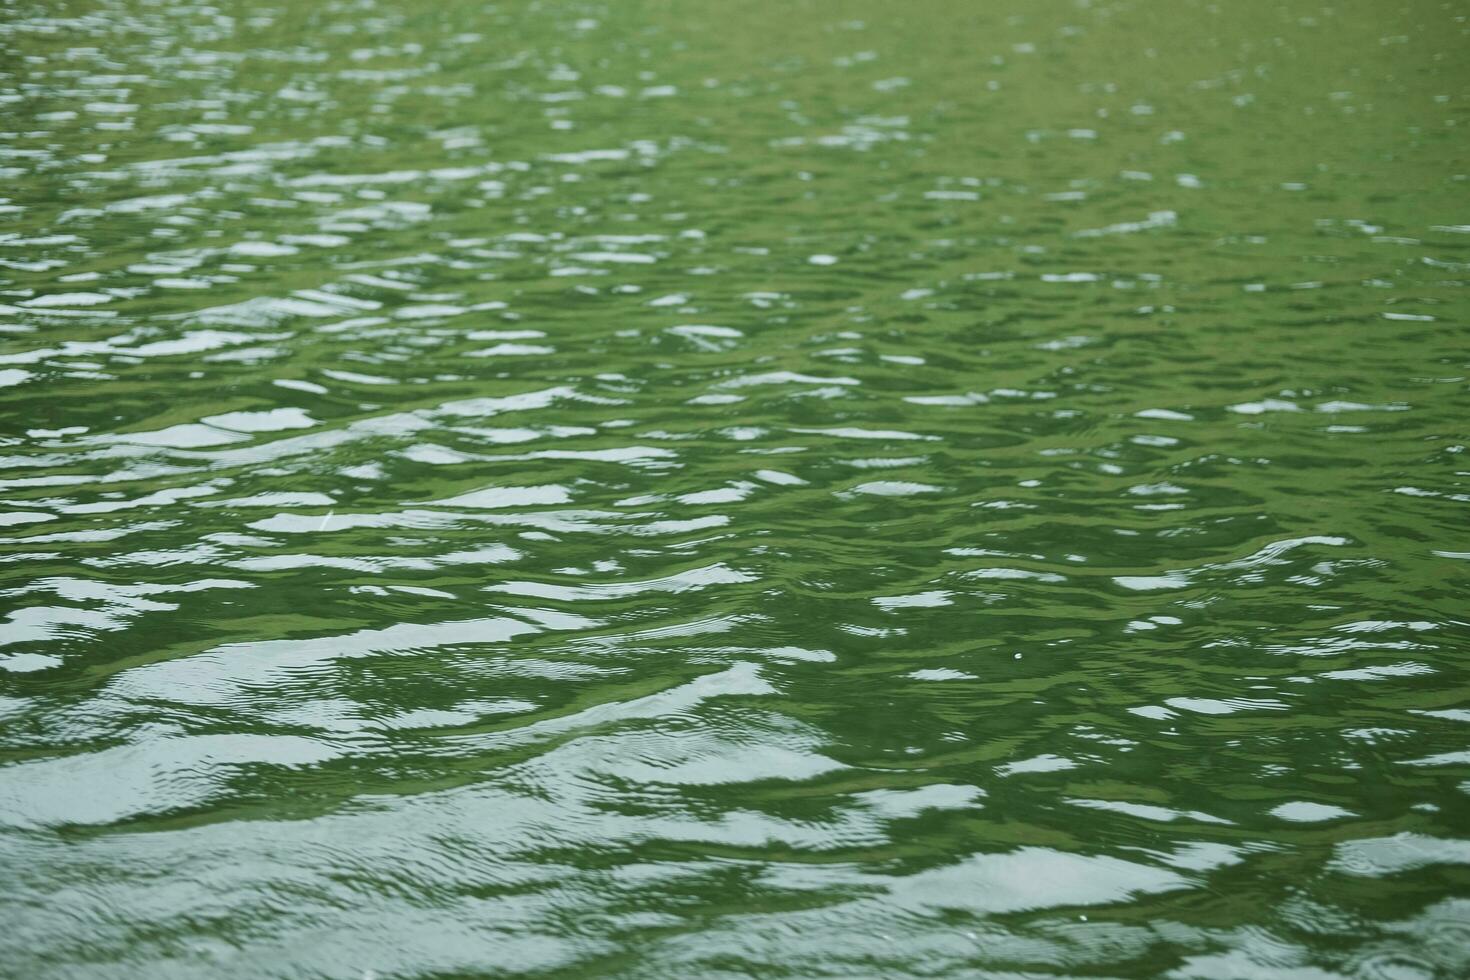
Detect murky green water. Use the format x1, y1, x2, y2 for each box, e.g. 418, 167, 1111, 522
2, 0, 1468, 975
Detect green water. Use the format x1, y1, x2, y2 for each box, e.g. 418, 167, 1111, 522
2, 0, 1468, 975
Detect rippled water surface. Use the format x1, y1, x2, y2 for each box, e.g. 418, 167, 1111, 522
2, 0, 1469, 976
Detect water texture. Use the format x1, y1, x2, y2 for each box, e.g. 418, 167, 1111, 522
1, 0, 1468, 976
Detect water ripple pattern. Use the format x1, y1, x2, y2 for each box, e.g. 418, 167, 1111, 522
1, 0, 1468, 976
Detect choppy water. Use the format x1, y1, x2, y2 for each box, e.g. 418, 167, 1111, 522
2, 0, 1469, 976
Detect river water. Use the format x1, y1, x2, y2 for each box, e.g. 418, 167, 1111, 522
2, 0, 1468, 976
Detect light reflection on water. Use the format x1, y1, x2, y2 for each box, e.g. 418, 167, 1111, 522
1, 0, 1468, 976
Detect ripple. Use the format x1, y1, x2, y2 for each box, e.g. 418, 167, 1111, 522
1, 0, 1467, 974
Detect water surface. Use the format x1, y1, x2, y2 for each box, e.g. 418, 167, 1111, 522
2, 0, 1469, 976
